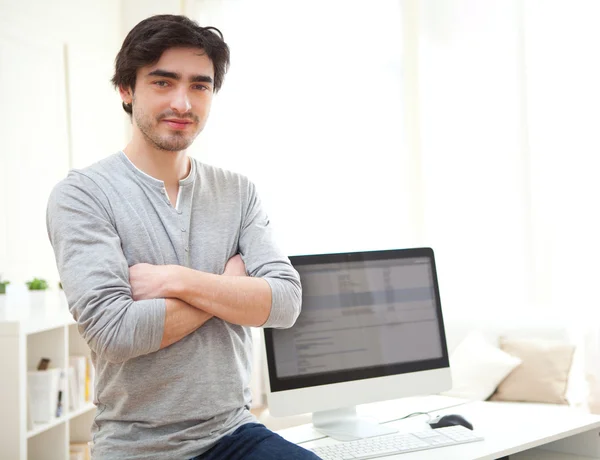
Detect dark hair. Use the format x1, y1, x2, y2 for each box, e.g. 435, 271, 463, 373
111, 14, 230, 115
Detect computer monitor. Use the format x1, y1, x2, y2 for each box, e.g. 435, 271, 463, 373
263, 247, 451, 441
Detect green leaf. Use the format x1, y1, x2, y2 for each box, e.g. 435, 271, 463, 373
26, 278, 49, 291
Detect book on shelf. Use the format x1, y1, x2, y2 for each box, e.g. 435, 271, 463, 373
70, 441, 91, 460
69, 355, 87, 408
57, 368, 66, 417
86, 356, 95, 402
68, 366, 78, 411
27, 367, 62, 424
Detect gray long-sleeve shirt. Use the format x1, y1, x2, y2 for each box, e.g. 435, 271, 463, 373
46, 151, 301, 460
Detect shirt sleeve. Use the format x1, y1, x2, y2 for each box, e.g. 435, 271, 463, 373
46, 173, 165, 363
238, 180, 301, 329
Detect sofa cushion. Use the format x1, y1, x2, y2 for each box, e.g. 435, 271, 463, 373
441, 330, 522, 400
490, 337, 575, 404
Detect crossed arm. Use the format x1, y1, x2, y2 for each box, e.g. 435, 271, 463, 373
129, 254, 272, 349
48, 176, 300, 363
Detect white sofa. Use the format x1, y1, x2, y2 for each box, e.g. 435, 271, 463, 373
258, 311, 590, 431
442, 311, 589, 410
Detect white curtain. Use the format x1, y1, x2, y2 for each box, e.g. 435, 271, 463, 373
420, 0, 600, 407
418, 0, 531, 318
525, 0, 600, 313
191, 0, 600, 409
419, 0, 600, 315
522, 0, 600, 409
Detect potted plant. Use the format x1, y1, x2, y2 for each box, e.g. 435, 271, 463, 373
0, 278, 9, 295
26, 277, 49, 308
26, 278, 49, 291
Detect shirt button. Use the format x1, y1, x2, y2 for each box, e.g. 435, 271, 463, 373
181, 228, 186, 232
185, 247, 189, 252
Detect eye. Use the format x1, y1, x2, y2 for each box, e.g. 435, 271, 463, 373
154, 80, 169, 87
192, 84, 209, 91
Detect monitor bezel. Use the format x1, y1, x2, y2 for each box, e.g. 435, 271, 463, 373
263, 247, 450, 393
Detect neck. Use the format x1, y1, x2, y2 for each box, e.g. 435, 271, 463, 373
123, 134, 190, 188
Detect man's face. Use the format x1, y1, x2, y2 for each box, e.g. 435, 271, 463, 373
122, 47, 215, 152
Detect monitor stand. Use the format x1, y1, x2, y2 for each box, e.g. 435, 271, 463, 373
312, 406, 398, 441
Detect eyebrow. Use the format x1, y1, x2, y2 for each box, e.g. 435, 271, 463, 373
147, 69, 213, 85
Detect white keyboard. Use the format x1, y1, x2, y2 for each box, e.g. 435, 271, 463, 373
309, 425, 483, 459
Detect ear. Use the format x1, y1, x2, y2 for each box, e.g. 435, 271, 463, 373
119, 85, 133, 104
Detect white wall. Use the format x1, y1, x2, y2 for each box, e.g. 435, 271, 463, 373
121, 0, 184, 34
3, 0, 597, 319
0, 0, 125, 286
0, 0, 415, 290
191, 0, 416, 258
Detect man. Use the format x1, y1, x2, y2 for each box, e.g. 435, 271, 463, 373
47, 14, 318, 460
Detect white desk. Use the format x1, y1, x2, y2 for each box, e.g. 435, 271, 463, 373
276, 396, 600, 459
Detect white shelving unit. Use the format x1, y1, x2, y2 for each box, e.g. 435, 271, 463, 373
0, 291, 95, 460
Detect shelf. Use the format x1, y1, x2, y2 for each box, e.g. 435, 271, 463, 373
27, 413, 69, 439
1, 290, 94, 459
69, 402, 96, 420
26, 402, 96, 439
0, 291, 73, 336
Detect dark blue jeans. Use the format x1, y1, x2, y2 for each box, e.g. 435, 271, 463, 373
190, 423, 320, 460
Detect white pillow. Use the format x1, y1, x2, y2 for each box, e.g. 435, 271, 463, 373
441, 330, 522, 400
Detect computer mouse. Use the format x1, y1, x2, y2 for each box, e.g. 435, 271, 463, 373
428, 414, 474, 431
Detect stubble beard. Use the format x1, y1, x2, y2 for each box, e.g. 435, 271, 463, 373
134, 106, 199, 152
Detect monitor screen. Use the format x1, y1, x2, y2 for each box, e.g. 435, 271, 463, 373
264, 247, 449, 393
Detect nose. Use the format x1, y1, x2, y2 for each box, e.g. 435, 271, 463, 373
170, 88, 191, 114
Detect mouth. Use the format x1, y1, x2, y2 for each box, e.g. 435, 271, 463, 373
162, 119, 194, 130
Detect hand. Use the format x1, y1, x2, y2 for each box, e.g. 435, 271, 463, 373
129, 263, 171, 300
223, 254, 247, 277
